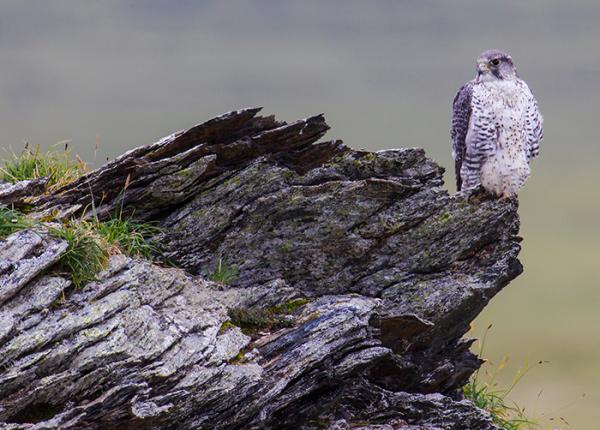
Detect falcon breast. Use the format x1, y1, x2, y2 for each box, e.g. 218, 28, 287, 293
451, 49, 543, 197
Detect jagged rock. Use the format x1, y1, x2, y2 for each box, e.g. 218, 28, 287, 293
0, 109, 521, 429
0, 178, 48, 208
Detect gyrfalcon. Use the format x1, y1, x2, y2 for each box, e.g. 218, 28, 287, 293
451, 49, 543, 197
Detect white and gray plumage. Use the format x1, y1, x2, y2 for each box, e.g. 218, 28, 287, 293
451, 49, 543, 197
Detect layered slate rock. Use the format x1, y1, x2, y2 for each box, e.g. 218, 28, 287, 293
0, 108, 520, 429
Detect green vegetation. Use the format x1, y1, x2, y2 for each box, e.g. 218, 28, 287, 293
0, 143, 87, 188
227, 306, 291, 335
49, 216, 160, 288
49, 222, 110, 288
89, 217, 160, 259
464, 372, 537, 430
219, 321, 237, 334
463, 325, 540, 430
269, 298, 308, 314
226, 298, 309, 337
0, 206, 35, 238
228, 350, 247, 365
0, 203, 160, 288
210, 258, 238, 284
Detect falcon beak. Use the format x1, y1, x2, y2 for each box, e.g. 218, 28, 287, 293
477, 60, 489, 75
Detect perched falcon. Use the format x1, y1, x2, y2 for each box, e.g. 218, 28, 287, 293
451, 49, 543, 197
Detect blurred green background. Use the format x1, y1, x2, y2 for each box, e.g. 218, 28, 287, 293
1, 1, 598, 427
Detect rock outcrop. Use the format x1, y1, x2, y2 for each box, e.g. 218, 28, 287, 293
0, 108, 521, 429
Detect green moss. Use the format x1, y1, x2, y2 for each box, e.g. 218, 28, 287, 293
219, 321, 237, 334
270, 298, 309, 314
227, 307, 280, 334
456, 198, 470, 209
419, 249, 431, 264
193, 208, 206, 218
227, 297, 309, 337
335, 207, 352, 217
438, 211, 452, 223
228, 351, 247, 364
177, 167, 194, 178
277, 242, 292, 254
386, 222, 406, 235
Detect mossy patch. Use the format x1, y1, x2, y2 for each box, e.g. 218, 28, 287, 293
386, 222, 407, 235
437, 211, 452, 223
226, 298, 309, 337
277, 242, 293, 254
227, 307, 291, 335
269, 298, 308, 314
282, 170, 295, 180
219, 320, 237, 334
228, 351, 248, 365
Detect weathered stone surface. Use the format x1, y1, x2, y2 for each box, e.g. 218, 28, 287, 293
285, 379, 500, 430
0, 230, 68, 307
0, 178, 48, 208
0, 109, 521, 429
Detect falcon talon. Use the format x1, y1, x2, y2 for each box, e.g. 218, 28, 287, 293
463, 185, 489, 203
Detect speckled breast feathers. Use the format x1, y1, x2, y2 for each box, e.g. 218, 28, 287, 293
451, 50, 543, 197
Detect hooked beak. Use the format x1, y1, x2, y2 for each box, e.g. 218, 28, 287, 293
477, 60, 489, 75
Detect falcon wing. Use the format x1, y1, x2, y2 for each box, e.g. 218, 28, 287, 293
451, 81, 474, 191
523, 83, 543, 160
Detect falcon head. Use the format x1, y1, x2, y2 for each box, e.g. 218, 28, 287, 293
476, 49, 518, 82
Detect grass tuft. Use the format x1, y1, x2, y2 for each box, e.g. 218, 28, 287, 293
0, 143, 87, 189
89, 217, 160, 259
47, 215, 160, 288
210, 258, 238, 284
1, 206, 161, 289
464, 325, 540, 430
0, 206, 35, 238
463, 372, 538, 430
1, 144, 161, 289
49, 222, 109, 288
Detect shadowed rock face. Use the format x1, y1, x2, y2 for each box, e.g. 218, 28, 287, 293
0, 108, 519, 429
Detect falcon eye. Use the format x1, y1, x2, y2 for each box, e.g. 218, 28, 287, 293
491, 58, 500, 66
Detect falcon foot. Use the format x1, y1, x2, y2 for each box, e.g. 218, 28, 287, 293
461, 185, 493, 203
